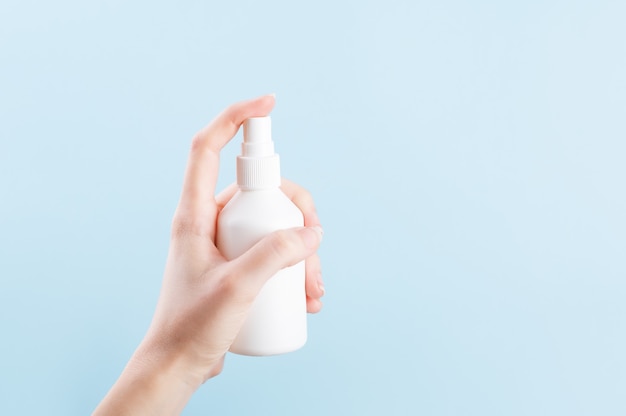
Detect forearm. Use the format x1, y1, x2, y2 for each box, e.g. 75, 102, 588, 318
93, 339, 200, 416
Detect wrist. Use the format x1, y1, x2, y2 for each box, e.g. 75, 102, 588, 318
139, 322, 228, 382
131, 334, 204, 393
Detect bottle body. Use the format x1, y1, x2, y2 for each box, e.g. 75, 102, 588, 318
216, 188, 307, 356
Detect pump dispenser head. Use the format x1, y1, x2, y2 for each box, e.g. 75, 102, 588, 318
242, 117, 275, 157
237, 116, 281, 190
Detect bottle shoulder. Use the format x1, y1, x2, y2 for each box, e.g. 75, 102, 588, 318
218, 188, 304, 228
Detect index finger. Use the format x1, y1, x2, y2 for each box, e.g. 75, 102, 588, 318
280, 178, 321, 227
178, 94, 275, 217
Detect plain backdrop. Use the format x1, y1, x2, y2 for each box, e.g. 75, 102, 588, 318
1, 0, 625, 415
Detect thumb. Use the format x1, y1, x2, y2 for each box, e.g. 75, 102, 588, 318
229, 226, 323, 296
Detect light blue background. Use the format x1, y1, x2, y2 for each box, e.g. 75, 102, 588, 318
1, 0, 625, 415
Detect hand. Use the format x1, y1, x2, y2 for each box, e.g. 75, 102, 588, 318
94, 95, 324, 415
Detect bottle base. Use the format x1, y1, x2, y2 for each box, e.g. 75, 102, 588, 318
229, 339, 307, 357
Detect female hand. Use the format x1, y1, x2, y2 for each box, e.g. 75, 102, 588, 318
94, 94, 324, 415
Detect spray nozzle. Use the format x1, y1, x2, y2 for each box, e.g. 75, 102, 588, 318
242, 117, 275, 157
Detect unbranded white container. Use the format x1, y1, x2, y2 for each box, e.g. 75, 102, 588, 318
216, 116, 306, 356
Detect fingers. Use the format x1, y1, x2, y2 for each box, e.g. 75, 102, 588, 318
280, 179, 325, 313
215, 183, 239, 213
216, 179, 326, 313
305, 254, 323, 296
305, 253, 325, 314
177, 95, 275, 224
228, 226, 323, 298
307, 297, 323, 314
280, 179, 320, 227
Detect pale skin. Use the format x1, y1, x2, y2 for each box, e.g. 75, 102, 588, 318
93, 95, 324, 415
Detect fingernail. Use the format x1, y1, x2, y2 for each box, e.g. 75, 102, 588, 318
268, 92, 276, 98
318, 280, 325, 296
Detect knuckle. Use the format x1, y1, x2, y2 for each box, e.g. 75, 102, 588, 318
299, 187, 314, 205
216, 269, 256, 304
171, 213, 192, 238
216, 271, 238, 297
190, 133, 204, 153
190, 131, 220, 159
170, 210, 213, 239
294, 187, 318, 217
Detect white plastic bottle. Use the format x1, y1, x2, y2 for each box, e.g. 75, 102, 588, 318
216, 116, 307, 356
